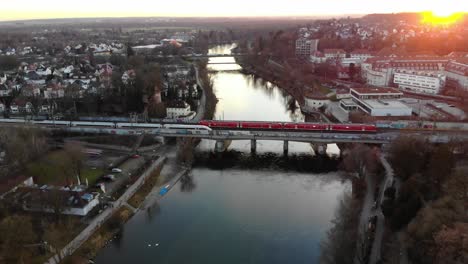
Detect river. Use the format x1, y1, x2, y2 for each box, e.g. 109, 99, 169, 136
95, 44, 350, 264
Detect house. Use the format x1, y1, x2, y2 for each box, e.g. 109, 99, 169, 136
13, 99, 34, 113
0, 73, 6, 85
166, 100, 195, 120
122, 70, 136, 85
8, 186, 100, 216
0, 85, 12, 97
21, 84, 41, 97
9, 104, 19, 114
43, 84, 65, 99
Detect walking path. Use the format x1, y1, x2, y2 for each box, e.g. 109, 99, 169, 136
368, 155, 395, 264
123, 202, 138, 213
45, 157, 166, 264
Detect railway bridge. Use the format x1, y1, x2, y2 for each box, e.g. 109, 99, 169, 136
24, 125, 465, 154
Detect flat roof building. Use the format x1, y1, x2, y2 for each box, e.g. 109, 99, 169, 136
349, 88, 412, 117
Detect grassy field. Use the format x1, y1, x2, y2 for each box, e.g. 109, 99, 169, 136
26, 150, 104, 186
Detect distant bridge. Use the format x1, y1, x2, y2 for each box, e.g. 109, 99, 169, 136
148, 53, 259, 60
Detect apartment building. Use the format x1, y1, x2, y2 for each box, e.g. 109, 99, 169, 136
394, 70, 446, 94
295, 38, 319, 57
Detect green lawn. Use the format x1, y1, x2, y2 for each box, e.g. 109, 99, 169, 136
26, 150, 104, 186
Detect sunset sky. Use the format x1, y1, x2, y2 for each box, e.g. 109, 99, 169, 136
0, 0, 466, 21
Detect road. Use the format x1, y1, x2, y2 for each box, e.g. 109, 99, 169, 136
102, 156, 146, 195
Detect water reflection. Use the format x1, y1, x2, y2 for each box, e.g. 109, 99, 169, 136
145, 201, 161, 223
179, 172, 196, 193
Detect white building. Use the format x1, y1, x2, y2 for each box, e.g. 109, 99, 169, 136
295, 38, 319, 57
393, 70, 446, 94
303, 92, 329, 113
310, 51, 327, 63
13, 186, 100, 217
166, 101, 194, 119
361, 57, 448, 87
323, 49, 346, 60
350, 49, 374, 61
350, 87, 412, 116
443, 60, 468, 90
340, 57, 363, 67
361, 62, 394, 87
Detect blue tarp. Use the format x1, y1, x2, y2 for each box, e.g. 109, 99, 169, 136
159, 187, 168, 196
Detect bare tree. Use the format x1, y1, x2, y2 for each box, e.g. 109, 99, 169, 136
63, 142, 85, 184
388, 136, 428, 180
342, 144, 377, 179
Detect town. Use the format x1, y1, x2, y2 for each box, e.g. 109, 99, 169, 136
0, 9, 467, 264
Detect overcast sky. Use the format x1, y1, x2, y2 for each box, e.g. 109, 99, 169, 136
0, 0, 466, 20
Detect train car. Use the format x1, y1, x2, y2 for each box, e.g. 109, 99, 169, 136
283, 122, 328, 131
239, 121, 283, 130
163, 124, 212, 131
330, 124, 377, 133
0, 118, 28, 124
71, 121, 115, 128
34, 120, 71, 126
297, 123, 328, 131
117, 123, 162, 129
199, 120, 238, 129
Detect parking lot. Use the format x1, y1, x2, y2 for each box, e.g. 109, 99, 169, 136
94, 155, 147, 197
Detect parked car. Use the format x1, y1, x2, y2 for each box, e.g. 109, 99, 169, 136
111, 168, 122, 173
102, 174, 115, 181
131, 154, 140, 159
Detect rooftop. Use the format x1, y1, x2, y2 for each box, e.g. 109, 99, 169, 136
166, 100, 189, 108
363, 99, 411, 110
351, 87, 402, 95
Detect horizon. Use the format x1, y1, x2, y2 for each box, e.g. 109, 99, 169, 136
0, 0, 466, 22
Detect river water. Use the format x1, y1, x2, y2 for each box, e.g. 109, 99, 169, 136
95, 44, 350, 264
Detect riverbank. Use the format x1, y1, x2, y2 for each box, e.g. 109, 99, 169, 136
196, 60, 218, 120
46, 157, 167, 264
236, 58, 306, 106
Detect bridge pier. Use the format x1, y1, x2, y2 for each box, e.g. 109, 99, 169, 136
215, 140, 232, 153
215, 140, 225, 153
251, 139, 257, 153
312, 143, 328, 155
283, 140, 289, 155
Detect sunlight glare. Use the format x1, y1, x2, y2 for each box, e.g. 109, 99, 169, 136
421, 11, 463, 25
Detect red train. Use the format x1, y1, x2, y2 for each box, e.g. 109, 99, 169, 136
199, 120, 377, 133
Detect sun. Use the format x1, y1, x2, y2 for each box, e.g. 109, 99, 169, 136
421, 11, 463, 25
